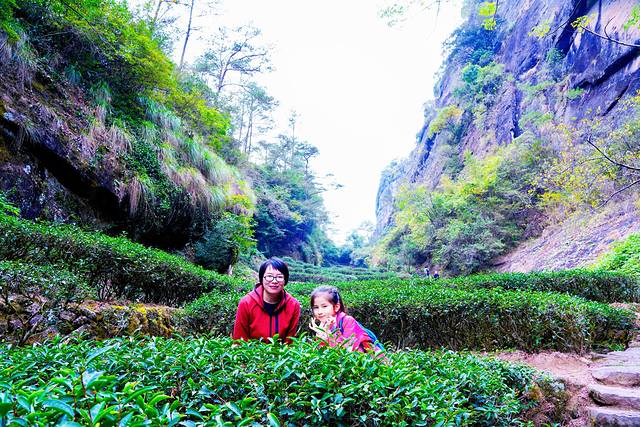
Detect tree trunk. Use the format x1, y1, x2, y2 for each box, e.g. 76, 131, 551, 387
179, 0, 196, 69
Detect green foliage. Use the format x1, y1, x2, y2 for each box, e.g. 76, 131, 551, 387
0, 260, 90, 302
427, 105, 463, 138
0, 261, 92, 344
1, 0, 254, 235
185, 278, 635, 352
0, 0, 19, 41
596, 233, 640, 277
0, 210, 243, 305
280, 256, 400, 283
533, 103, 640, 213
478, 2, 497, 30
195, 212, 256, 274
566, 87, 585, 100
571, 15, 594, 33
624, 4, 640, 31
528, 19, 552, 38
445, 269, 640, 303
545, 48, 564, 66
520, 80, 556, 101
0, 336, 541, 425
521, 111, 553, 128
379, 141, 545, 275
252, 134, 332, 264
453, 61, 505, 115
443, 23, 498, 66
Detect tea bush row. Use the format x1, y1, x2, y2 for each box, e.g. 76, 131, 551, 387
0, 212, 243, 306
443, 269, 640, 303
183, 280, 635, 353
0, 336, 542, 426
281, 257, 399, 283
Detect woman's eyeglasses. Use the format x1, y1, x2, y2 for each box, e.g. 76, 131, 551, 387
264, 274, 285, 282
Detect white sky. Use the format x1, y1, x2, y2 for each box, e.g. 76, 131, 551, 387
142, 0, 464, 244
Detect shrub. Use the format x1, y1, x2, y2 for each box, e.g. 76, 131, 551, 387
566, 87, 585, 100
521, 110, 554, 128
427, 105, 464, 138
0, 212, 243, 305
446, 269, 640, 303
454, 61, 505, 109
383, 141, 544, 275
596, 233, 640, 277
183, 279, 635, 352
194, 212, 256, 274
0, 335, 543, 425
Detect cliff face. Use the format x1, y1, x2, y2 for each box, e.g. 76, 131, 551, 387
375, 0, 640, 267
0, 32, 219, 248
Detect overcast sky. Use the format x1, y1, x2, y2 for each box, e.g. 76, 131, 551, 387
146, 0, 464, 244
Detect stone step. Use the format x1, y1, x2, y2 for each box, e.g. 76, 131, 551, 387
601, 347, 640, 366
589, 406, 640, 426
590, 384, 640, 410
592, 366, 640, 387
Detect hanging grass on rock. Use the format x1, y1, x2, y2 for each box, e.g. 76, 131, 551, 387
0, 335, 550, 426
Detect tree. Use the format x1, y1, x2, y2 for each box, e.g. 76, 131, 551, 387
178, 0, 195, 69
135, 0, 181, 51
194, 212, 255, 274
193, 25, 272, 104
232, 82, 278, 156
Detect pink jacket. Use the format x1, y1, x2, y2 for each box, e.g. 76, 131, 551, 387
327, 312, 373, 352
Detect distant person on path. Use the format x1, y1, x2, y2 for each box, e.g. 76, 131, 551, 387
308, 285, 384, 357
232, 257, 301, 343
423, 266, 430, 277
433, 271, 440, 279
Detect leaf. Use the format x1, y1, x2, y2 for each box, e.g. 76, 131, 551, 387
82, 371, 105, 390
148, 394, 171, 407
266, 412, 280, 427
86, 345, 113, 365
90, 402, 105, 422
43, 399, 75, 418
119, 412, 133, 427
225, 402, 241, 417
0, 402, 12, 417
122, 386, 157, 404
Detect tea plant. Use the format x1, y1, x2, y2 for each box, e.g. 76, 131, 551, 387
184, 279, 635, 352
0, 211, 243, 305
0, 336, 542, 426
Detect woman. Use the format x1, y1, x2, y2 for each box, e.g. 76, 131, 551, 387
232, 257, 301, 343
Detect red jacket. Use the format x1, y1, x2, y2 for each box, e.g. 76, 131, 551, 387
232, 284, 301, 343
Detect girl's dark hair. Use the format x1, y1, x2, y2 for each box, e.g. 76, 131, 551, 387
310, 286, 346, 313
258, 257, 289, 285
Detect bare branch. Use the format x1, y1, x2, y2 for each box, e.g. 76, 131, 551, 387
585, 136, 640, 172
579, 24, 640, 49
598, 178, 640, 207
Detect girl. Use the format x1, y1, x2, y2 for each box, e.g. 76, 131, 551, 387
308, 285, 380, 354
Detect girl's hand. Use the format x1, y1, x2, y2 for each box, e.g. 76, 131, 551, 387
320, 316, 336, 331
308, 318, 327, 339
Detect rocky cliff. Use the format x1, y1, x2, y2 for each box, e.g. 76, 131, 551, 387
376, 0, 640, 270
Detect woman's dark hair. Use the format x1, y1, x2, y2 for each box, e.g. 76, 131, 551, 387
310, 286, 346, 313
258, 257, 289, 285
